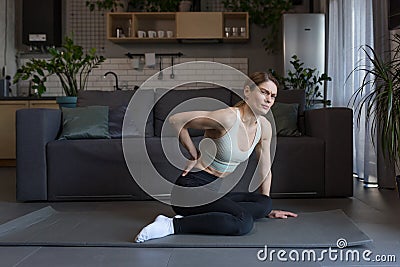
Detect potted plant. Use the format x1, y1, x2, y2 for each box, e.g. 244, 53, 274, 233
271, 55, 332, 109
349, 34, 400, 196
144, 0, 181, 12
13, 36, 105, 107
222, 0, 293, 53
127, 0, 146, 11
86, 0, 126, 12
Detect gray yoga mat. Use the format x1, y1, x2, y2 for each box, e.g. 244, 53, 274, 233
0, 202, 372, 248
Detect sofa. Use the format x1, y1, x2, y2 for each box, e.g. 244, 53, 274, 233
16, 87, 353, 202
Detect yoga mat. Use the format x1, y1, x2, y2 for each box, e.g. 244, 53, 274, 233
0, 202, 372, 248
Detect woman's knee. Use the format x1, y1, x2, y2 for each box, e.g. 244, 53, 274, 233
234, 211, 254, 235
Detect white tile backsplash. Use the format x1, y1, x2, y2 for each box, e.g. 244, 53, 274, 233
17, 57, 248, 96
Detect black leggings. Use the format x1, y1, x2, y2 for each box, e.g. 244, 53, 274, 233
171, 170, 272, 236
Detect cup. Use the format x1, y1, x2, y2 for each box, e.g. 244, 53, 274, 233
224, 27, 231, 38
166, 30, 174, 38
137, 31, 146, 38
157, 30, 165, 38
240, 27, 246, 37
148, 30, 156, 38
232, 27, 239, 37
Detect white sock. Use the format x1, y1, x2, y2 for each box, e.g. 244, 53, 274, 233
134, 215, 174, 243
174, 215, 183, 218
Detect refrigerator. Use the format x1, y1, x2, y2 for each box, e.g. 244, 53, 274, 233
283, 13, 326, 78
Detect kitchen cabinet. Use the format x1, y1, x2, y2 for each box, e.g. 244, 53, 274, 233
0, 99, 58, 163
107, 12, 248, 42
176, 12, 223, 39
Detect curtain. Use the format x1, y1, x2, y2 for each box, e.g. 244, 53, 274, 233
327, 0, 377, 185
373, 0, 395, 188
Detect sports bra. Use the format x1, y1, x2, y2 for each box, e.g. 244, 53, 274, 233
199, 109, 261, 173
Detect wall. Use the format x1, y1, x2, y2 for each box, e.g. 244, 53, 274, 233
0, 0, 16, 94
18, 57, 248, 96
13, 0, 316, 96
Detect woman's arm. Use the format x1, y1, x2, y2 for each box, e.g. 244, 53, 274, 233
257, 117, 298, 219
168, 108, 235, 174
255, 116, 273, 196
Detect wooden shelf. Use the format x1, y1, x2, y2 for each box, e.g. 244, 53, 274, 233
107, 12, 249, 42
176, 12, 223, 39
223, 12, 249, 39
108, 37, 177, 43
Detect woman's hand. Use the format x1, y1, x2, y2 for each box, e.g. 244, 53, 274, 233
268, 210, 298, 219
182, 159, 198, 176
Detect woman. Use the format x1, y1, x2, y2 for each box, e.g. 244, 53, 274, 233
135, 72, 297, 243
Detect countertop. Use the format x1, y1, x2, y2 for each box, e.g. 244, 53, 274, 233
0, 96, 57, 101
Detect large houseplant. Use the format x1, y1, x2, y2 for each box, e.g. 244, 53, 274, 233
86, 0, 125, 12
272, 55, 332, 109
14, 36, 105, 101
143, 0, 181, 12
349, 33, 400, 195
86, 0, 181, 12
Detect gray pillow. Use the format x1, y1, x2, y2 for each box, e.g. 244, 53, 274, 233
59, 106, 110, 140
77, 90, 154, 137
271, 102, 301, 137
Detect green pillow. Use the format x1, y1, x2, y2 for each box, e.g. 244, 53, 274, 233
59, 106, 110, 140
271, 102, 302, 137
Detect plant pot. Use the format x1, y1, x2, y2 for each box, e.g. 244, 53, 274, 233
396, 175, 400, 198
179, 1, 192, 11
56, 96, 77, 108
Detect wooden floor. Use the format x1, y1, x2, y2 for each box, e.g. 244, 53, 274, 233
0, 167, 399, 267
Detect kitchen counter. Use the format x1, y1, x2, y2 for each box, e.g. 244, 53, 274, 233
0, 97, 59, 162
0, 96, 57, 100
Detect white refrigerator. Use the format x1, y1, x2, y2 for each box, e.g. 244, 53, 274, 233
283, 13, 326, 78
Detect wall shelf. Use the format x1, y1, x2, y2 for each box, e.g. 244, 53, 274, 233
107, 12, 249, 43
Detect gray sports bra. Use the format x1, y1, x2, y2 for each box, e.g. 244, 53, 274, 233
199, 109, 261, 173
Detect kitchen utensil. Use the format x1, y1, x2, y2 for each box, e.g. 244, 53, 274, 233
158, 57, 163, 80
170, 57, 175, 79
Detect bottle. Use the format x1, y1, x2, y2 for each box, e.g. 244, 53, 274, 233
116, 26, 123, 38
128, 19, 132, 37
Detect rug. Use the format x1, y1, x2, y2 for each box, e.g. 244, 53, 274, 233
0, 201, 372, 248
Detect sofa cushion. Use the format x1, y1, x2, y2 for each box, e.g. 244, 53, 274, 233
275, 89, 306, 115
108, 106, 127, 138
269, 136, 325, 197
59, 106, 110, 140
271, 102, 302, 137
47, 139, 151, 200
124, 89, 155, 137
77, 90, 154, 137
230, 88, 244, 106
154, 88, 232, 137
77, 90, 135, 107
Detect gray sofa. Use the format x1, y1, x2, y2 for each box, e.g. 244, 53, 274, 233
16, 88, 353, 202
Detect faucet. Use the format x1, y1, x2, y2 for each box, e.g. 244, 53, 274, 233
103, 71, 120, 90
